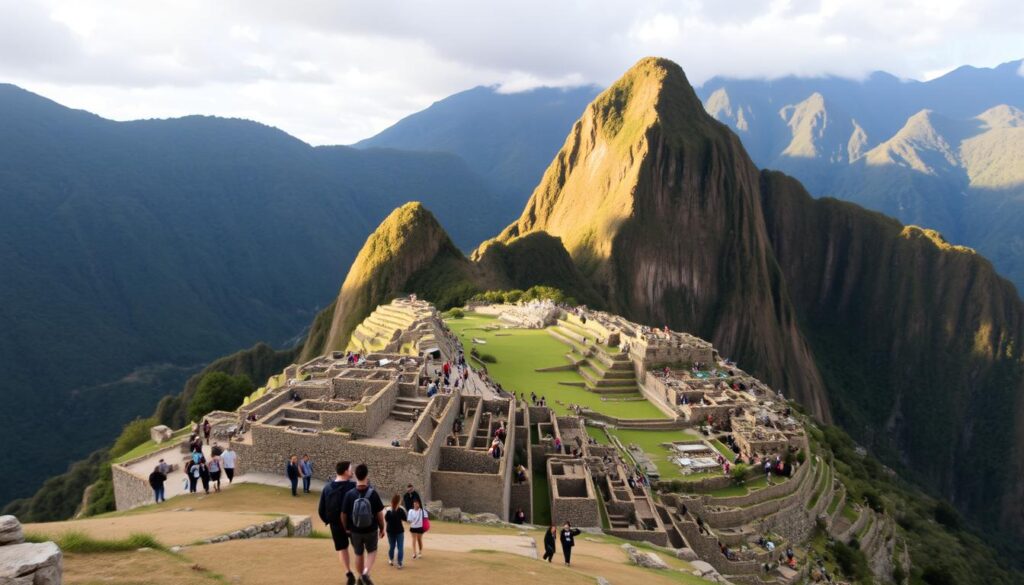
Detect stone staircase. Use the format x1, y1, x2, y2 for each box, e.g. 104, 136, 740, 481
549, 319, 641, 395
390, 396, 430, 422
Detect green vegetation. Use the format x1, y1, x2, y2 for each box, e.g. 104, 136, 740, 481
187, 372, 256, 421
113, 426, 190, 464
607, 428, 701, 481
25, 530, 164, 553
445, 313, 666, 419
586, 426, 610, 445
532, 469, 551, 526
809, 422, 1022, 584
443, 307, 465, 319
471, 285, 577, 306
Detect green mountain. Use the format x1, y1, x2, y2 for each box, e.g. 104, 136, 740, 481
355, 84, 601, 213
311, 58, 1024, 549
0, 83, 506, 508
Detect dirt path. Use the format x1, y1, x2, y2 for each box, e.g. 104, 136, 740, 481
24, 510, 279, 546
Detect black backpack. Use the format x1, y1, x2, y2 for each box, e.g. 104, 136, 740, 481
324, 481, 350, 524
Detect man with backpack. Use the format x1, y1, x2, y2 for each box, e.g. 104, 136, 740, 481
319, 461, 357, 585
341, 463, 385, 585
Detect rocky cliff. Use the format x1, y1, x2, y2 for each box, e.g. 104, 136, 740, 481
487, 57, 831, 420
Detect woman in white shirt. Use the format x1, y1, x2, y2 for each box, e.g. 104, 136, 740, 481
407, 499, 428, 559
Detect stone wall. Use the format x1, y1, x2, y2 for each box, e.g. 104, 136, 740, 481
439, 447, 499, 473
112, 458, 161, 511
320, 381, 398, 437
431, 470, 505, 516
231, 425, 434, 502
606, 528, 668, 546
636, 370, 685, 419
550, 492, 600, 527
510, 482, 532, 522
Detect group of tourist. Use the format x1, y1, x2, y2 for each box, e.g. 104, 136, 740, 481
318, 462, 430, 585
146, 443, 238, 503
285, 454, 315, 496
542, 521, 583, 566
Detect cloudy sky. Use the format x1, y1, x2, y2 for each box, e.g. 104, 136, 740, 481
2, 0, 1021, 145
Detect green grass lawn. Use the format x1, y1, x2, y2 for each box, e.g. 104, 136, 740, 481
532, 469, 551, 526
446, 313, 666, 419
710, 438, 735, 461
707, 476, 772, 498
586, 426, 611, 444
608, 428, 704, 481
114, 426, 191, 464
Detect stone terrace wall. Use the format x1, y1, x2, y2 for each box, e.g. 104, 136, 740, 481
431, 470, 505, 516
231, 425, 434, 502
421, 394, 460, 472
241, 389, 293, 421
637, 370, 685, 419
439, 447, 499, 474
320, 381, 399, 437
606, 528, 668, 546
112, 460, 157, 510
511, 482, 532, 522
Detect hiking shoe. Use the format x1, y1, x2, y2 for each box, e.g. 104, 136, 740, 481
362, 574, 375, 585
346, 572, 356, 585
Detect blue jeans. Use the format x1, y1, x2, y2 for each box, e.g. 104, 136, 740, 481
302, 476, 311, 493
153, 487, 165, 503
387, 531, 405, 566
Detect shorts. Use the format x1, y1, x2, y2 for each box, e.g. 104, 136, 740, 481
210, 471, 221, 482
410, 527, 425, 534
350, 530, 379, 555
329, 523, 349, 551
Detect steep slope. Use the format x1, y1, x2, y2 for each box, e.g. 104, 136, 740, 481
488, 57, 831, 419
0, 83, 500, 508
760, 171, 1024, 540
314, 202, 476, 356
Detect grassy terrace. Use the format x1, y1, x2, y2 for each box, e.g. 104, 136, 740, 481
113, 426, 191, 464
608, 428, 706, 481
445, 313, 665, 419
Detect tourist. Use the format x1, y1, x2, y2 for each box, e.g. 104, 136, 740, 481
553, 437, 562, 453
202, 418, 212, 444
384, 494, 407, 569
542, 525, 557, 562
407, 498, 428, 559
301, 454, 314, 493
208, 452, 223, 493
157, 458, 170, 475
489, 437, 503, 459
319, 461, 357, 585
513, 508, 526, 524
341, 463, 386, 585
222, 446, 237, 484
402, 484, 421, 511
198, 457, 211, 494
186, 459, 200, 493
560, 521, 581, 566
286, 455, 301, 496
515, 464, 527, 483
149, 465, 167, 503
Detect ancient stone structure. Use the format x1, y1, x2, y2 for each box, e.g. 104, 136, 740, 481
109, 297, 899, 584
0, 516, 62, 585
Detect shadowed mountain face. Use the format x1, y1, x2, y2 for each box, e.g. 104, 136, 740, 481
313, 58, 1024, 542
699, 62, 1024, 290
0, 83, 507, 507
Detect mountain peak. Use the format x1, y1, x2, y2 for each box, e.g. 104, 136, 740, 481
976, 104, 1024, 129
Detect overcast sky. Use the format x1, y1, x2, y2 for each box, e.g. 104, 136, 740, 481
2, 0, 1021, 145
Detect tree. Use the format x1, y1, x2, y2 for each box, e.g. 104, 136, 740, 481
187, 372, 255, 422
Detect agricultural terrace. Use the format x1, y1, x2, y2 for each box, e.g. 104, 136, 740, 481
445, 312, 667, 420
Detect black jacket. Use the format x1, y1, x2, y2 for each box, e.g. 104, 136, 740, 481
544, 529, 557, 551
560, 528, 581, 548
148, 471, 166, 489
403, 490, 421, 511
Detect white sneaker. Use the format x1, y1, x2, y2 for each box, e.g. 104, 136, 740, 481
388, 559, 393, 566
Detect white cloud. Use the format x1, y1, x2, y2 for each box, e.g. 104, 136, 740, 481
0, 0, 1020, 144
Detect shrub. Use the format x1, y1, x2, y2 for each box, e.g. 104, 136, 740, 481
109, 417, 158, 460
187, 372, 255, 421
31, 530, 165, 553
730, 463, 749, 484
443, 307, 465, 319
479, 353, 497, 363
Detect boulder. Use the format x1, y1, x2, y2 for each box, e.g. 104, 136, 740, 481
426, 500, 444, 518
0, 516, 24, 546
150, 425, 174, 444
438, 507, 463, 522
0, 542, 62, 585
621, 543, 668, 569
675, 547, 698, 561
289, 516, 312, 537
690, 560, 716, 575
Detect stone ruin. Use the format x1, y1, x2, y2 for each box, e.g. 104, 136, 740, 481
0, 515, 62, 585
